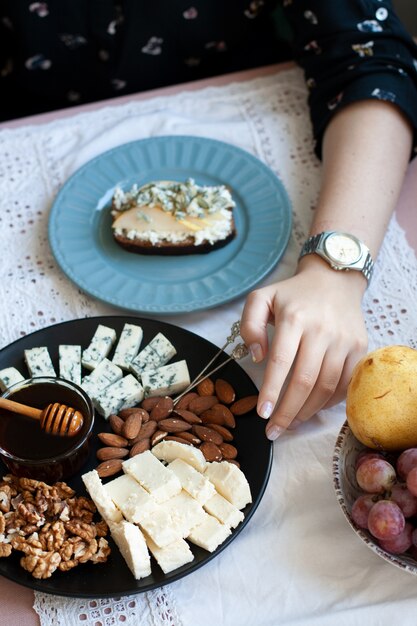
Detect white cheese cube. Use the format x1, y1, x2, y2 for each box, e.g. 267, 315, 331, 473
59, 345, 81, 385
203, 492, 244, 529
81, 358, 123, 398
204, 461, 252, 510
81, 470, 123, 524
141, 360, 190, 398
169, 458, 215, 506
93, 374, 144, 419
152, 440, 207, 473
104, 474, 159, 523
188, 512, 232, 553
109, 520, 151, 580
129, 332, 176, 377
145, 534, 194, 574
160, 490, 206, 538
0, 367, 25, 392
123, 450, 181, 503
24, 347, 56, 377
81, 324, 117, 370
112, 323, 143, 370
138, 506, 183, 548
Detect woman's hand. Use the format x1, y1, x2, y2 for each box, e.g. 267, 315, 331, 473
240, 256, 368, 440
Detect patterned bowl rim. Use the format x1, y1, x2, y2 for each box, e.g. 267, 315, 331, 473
333, 421, 417, 576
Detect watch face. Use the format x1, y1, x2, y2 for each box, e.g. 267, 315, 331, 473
323, 233, 362, 266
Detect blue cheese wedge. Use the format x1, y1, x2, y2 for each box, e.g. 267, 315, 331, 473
141, 360, 190, 398
112, 323, 143, 370
59, 345, 81, 385
81, 324, 117, 370
187, 512, 232, 553
160, 490, 206, 538
104, 474, 159, 523
168, 458, 215, 506
129, 332, 176, 377
81, 469, 123, 524
81, 357, 123, 398
204, 461, 252, 510
203, 492, 244, 529
93, 374, 144, 419
152, 440, 207, 473
109, 520, 151, 580
123, 450, 181, 503
24, 347, 56, 377
144, 534, 194, 574
0, 367, 25, 392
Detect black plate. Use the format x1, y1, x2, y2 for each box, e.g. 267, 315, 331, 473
0, 316, 272, 598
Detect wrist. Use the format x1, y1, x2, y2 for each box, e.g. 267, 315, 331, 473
296, 254, 368, 298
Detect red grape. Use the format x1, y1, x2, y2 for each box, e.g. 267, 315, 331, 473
356, 457, 396, 494
355, 451, 385, 470
379, 522, 413, 554
351, 494, 377, 528
367, 500, 405, 540
406, 466, 417, 497
390, 483, 417, 517
397, 448, 417, 480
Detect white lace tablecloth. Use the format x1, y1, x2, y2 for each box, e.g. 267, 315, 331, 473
1, 67, 417, 626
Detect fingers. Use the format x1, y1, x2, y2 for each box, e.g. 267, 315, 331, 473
240, 288, 274, 363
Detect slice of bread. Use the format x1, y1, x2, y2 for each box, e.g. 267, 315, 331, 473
111, 179, 236, 255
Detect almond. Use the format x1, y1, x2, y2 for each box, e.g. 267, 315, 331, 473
109, 414, 124, 435
219, 442, 238, 460
121, 407, 150, 424
129, 438, 151, 457
158, 418, 192, 433
214, 379, 236, 404
129, 420, 158, 444
175, 431, 201, 445
193, 425, 223, 445
206, 423, 234, 442
172, 409, 202, 425
150, 397, 174, 421
201, 404, 236, 428
122, 412, 142, 439
197, 378, 215, 396
96, 447, 129, 461
188, 395, 218, 415
141, 396, 163, 411
175, 392, 198, 410
97, 432, 129, 448
118, 407, 142, 420
200, 441, 222, 462
151, 430, 168, 446
164, 435, 193, 445
96, 459, 123, 478
230, 395, 258, 416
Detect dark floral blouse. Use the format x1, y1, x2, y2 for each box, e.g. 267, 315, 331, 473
1, 0, 417, 156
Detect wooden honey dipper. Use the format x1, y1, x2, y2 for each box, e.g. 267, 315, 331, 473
0, 396, 84, 437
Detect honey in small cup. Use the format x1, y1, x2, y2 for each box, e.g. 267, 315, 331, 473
0, 377, 94, 482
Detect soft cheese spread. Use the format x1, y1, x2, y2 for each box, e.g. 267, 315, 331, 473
111, 179, 235, 246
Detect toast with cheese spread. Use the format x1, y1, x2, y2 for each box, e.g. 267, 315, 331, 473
111, 179, 236, 255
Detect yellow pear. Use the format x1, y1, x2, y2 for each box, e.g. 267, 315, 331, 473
346, 345, 417, 451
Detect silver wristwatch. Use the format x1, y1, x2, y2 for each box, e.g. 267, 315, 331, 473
299, 231, 374, 283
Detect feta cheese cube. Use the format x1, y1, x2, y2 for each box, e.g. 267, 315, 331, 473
169, 458, 215, 506
59, 345, 82, 385
93, 374, 144, 419
81, 470, 123, 524
24, 347, 56, 377
0, 367, 25, 392
204, 461, 252, 510
81, 324, 117, 370
203, 492, 244, 529
145, 534, 194, 574
123, 450, 181, 503
109, 520, 151, 580
112, 323, 143, 370
81, 358, 123, 398
152, 440, 207, 472
160, 490, 206, 538
129, 332, 176, 377
188, 512, 232, 553
104, 474, 159, 523
141, 360, 190, 398
138, 507, 183, 548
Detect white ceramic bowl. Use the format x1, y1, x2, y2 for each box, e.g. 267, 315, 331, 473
333, 421, 417, 575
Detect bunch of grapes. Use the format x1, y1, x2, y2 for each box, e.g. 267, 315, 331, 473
351, 448, 417, 555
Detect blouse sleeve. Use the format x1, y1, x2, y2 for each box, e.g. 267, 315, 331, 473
282, 0, 417, 158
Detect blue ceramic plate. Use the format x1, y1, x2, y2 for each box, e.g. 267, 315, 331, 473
48, 136, 292, 314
